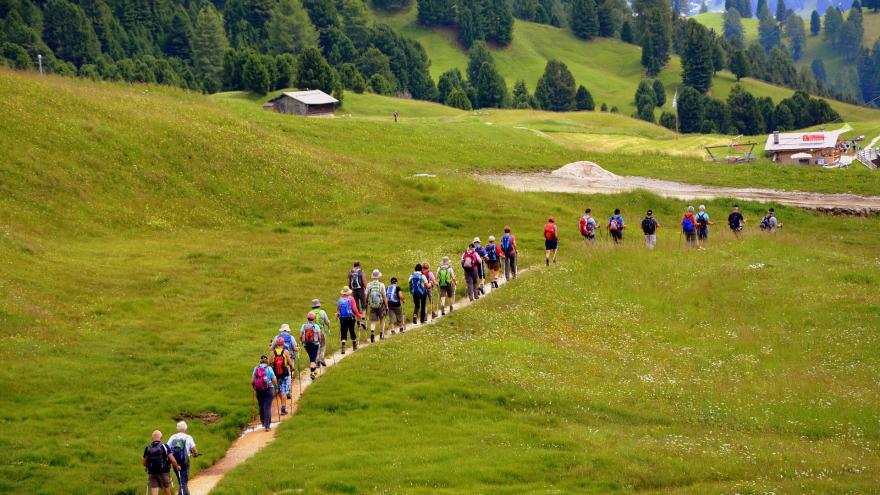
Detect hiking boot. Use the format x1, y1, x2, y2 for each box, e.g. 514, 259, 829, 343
287, 393, 292, 399
341, 341, 346, 354
320, 360, 327, 367
412, 316, 418, 325
353, 341, 358, 351
546, 258, 549, 266
479, 286, 485, 295
450, 304, 453, 312
370, 331, 375, 343
441, 309, 445, 316
390, 330, 396, 335
281, 406, 288, 415
310, 371, 317, 380
432, 312, 438, 319
380, 331, 385, 340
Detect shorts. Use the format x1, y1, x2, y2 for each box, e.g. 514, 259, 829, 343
368, 307, 385, 321
277, 373, 290, 394
611, 231, 623, 240
388, 306, 404, 325
582, 233, 595, 240
438, 285, 454, 297
697, 226, 709, 240
545, 239, 558, 250
148, 472, 172, 489
487, 260, 500, 270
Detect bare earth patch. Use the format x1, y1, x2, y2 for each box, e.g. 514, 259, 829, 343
479, 161, 880, 214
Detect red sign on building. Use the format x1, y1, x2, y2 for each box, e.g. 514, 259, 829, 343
802, 134, 824, 142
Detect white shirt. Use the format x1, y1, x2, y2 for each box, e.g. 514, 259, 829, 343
168, 432, 196, 459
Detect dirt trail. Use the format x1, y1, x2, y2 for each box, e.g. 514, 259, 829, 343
479, 161, 880, 214
187, 269, 525, 495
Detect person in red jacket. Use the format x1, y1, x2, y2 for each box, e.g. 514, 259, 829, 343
681, 206, 698, 248
543, 217, 559, 266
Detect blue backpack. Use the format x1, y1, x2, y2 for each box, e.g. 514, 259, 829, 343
409, 273, 426, 296
386, 285, 399, 303
501, 234, 512, 253
338, 297, 354, 318
485, 245, 499, 262
682, 215, 695, 233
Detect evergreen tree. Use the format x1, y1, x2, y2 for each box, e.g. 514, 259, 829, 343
652, 79, 666, 106
600, 102, 608, 111
356, 46, 395, 86
446, 87, 473, 109
192, 4, 229, 92
242, 53, 271, 93
724, 8, 744, 48
275, 53, 297, 88
775, 0, 787, 22
703, 97, 730, 133
43, 0, 101, 66
534, 59, 576, 110
456, 5, 481, 48
700, 1, 708, 13
659, 111, 676, 129
810, 10, 820, 36
296, 45, 335, 92
726, 84, 762, 134
267, 0, 318, 55
597, 1, 616, 38
823, 7, 842, 46
758, 3, 780, 51
369, 73, 394, 94
641, 29, 660, 76
164, 8, 193, 59
437, 68, 465, 103
634, 79, 655, 121
302, 0, 339, 29
570, 0, 599, 40
712, 40, 725, 74
417, 0, 456, 26
512, 79, 533, 108
839, 5, 864, 61
634, 0, 672, 66
755, 0, 767, 16
730, 48, 750, 80
1, 42, 32, 69
772, 102, 794, 130
620, 20, 634, 43
485, 0, 514, 45
785, 14, 806, 60
474, 61, 507, 107
676, 86, 704, 133
681, 19, 713, 93
575, 84, 595, 110
466, 41, 493, 84
811, 58, 826, 82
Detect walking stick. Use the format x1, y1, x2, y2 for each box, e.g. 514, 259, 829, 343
296, 347, 303, 395
250, 387, 256, 431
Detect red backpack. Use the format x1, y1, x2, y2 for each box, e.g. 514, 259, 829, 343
303, 324, 316, 344
273, 348, 286, 375
544, 224, 557, 240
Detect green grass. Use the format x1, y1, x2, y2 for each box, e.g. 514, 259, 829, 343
692, 11, 759, 42
3, 67, 880, 494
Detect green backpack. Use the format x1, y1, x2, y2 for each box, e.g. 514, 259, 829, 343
368, 283, 384, 309
437, 266, 452, 287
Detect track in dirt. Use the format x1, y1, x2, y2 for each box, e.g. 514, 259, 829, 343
479, 162, 880, 214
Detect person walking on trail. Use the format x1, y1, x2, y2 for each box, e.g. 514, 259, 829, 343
461, 244, 482, 301
759, 208, 783, 233
472, 237, 488, 294
579, 208, 598, 243
310, 300, 331, 367
386, 277, 406, 334
727, 205, 746, 237
544, 217, 559, 265
500, 227, 518, 281
336, 286, 362, 354
421, 262, 439, 319
409, 264, 429, 325
348, 261, 367, 318
168, 422, 199, 495
143, 430, 181, 495
436, 256, 457, 314
608, 209, 625, 244
252, 355, 278, 431
696, 205, 714, 248
681, 206, 698, 248
269, 325, 298, 399
484, 236, 504, 288
641, 210, 660, 249
301, 313, 323, 380
366, 269, 388, 342
271, 338, 293, 415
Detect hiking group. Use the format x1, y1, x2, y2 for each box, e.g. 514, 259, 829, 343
142, 423, 199, 495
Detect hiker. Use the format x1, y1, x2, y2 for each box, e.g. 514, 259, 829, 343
543, 217, 559, 265
252, 355, 278, 431
760, 208, 783, 232
393, 110, 399, 123
500, 226, 517, 280
143, 430, 181, 495
386, 277, 406, 334
409, 264, 429, 324
301, 313, 323, 380
681, 206, 697, 248
271, 337, 293, 415
168, 422, 199, 495
348, 261, 367, 316
579, 208, 598, 243
461, 243, 482, 301
366, 269, 388, 341
484, 236, 504, 288
641, 210, 660, 249
728, 204, 746, 237
310, 299, 331, 367
422, 262, 438, 319
336, 286, 362, 354
473, 237, 487, 294
269, 324, 299, 373
436, 256, 457, 314
696, 205, 714, 247
608, 209, 625, 244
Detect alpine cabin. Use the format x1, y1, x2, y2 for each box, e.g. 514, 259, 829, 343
764, 129, 845, 165
264, 90, 338, 117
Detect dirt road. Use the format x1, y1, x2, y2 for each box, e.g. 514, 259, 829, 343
479, 162, 880, 214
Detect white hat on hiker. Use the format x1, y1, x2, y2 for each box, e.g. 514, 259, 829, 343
442, 256, 450, 264
488, 235, 495, 242
280, 323, 291, 332
311, 299, 321, 308
372, 269, 381, 279
473, 236, 481, 243
699, 204, 706, 211
341, 286, 352, 295
177, 421, 187, 432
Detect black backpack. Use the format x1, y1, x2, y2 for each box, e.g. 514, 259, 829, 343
760, 215, 772, 230
641, 217, 655, 234
145, 442, 170, 474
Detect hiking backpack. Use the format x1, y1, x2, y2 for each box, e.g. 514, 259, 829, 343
485, 246, 499, 262
368, 283, 383, 309
696, 212, 708, 228
682, 215, 695, 233
462, 253, 474, 269
303, 323, 316, 344
544, 224, 557, 240
386, 285, 399, 303
609, 216, 620, 232
338, 296, 354, 318
760, 215, 772, 230
145, 442, 170, 474
170, 438, 188, 466
409, 273, 426, 296
437, 266, 452, 286
348, 269, 362, 290
273, 348, 286, 375
500, 234, 513, 253
252, 366, 269, 392
580, 216, 594, 236
641, 217, 654, 234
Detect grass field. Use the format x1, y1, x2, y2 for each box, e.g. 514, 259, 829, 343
2, 68, 880, 494
692, 11, 760, 42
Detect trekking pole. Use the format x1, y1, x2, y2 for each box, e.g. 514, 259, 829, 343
250, 387, 256, 431
296, 347, 303, 396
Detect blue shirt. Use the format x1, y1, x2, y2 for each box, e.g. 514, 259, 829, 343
253, 363, 276, 384
272, 332, 296, 352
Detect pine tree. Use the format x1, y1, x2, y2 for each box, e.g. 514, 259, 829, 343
723, 8, 744, 48
570, 0, 599, 40
775, 0, 787, 22
785, 14, 806, 60
164, 8, 193, 59
620, 20, 634, 43
811, 58, 826, 81
267, 0, 318, 55
635, 0, 672, 66
659, 111, 676, 129
676, 86, 704, 133
641, 28, 660, 76
43, 0, 102, 66
727, 84, 762, 134
597, 1, 615, 38
729, 48, 750, 80
512, 80, 533, 108
302, 0, 339, 29
466, 41, 494, 84
296, 46, 335, 92
486, 0, 514, 45
534, 59, 576, 110
755, 0, 768, 17
810, 10, 821, 36
242, 53, 271, 93
438, 68, 465, 103
823, 7, 842, 46
681, 19, 713, 93
652, 79, 666, 106
758, 3, 781, 51
634, 79, 655, 121
192, 4, 229, 92
446, 88, 473, 109
839, 5, 864, 61
575, 85, 595, 110
474, 61, 507, 108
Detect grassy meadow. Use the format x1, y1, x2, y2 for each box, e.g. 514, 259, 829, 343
1, 67, 880, 494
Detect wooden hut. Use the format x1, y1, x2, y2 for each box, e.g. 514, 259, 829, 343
763, 129, 845, 165
265, 90, 338, 117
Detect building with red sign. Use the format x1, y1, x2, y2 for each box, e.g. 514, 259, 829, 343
764, 129, 846, 165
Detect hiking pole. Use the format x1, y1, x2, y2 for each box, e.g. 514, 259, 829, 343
296, 347, 303, 396
250, 387, 256, 431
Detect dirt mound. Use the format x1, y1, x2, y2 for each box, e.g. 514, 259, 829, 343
550, 161, 618, 180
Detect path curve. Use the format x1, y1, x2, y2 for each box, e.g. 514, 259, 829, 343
188, 269, 526, 495
479, 161, 880, 215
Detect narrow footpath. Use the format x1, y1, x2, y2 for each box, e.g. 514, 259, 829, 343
187, 268, 526, 495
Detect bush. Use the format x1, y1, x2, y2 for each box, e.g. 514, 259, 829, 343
659, 111, 676, 130
446, 88, 473, 110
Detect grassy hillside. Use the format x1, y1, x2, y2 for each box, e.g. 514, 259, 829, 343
2, 68, 880, 494
693, 11, 760, 42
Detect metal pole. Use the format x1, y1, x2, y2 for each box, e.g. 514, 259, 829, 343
37, 54, 43, 76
